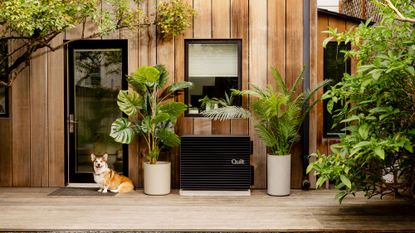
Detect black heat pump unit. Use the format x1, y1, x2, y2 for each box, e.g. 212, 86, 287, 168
180, 135, 251, 191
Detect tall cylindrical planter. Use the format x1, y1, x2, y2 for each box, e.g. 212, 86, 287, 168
143, 161, 171, 195
267, 154, 291, 196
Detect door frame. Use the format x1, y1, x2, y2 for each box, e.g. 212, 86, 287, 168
65, 39, 129, 184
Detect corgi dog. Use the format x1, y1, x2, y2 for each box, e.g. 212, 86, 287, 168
91, 153, 134, 193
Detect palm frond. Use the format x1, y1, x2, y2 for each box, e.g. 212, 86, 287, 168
254, 124, 278, 149
288, 67, 305, 101
271, 67, 288, 95
304, 79, 331, 111
201, 106, 251, 121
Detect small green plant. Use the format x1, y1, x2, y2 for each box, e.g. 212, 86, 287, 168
203, 67, 327, 155
198, 95, 217, 110
156, 0, 196, 38
109, 65, 192, 164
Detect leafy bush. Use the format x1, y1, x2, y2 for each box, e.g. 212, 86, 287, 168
156, 0, 196, 39
307, 0, 415, 202
109, 65, 192, 164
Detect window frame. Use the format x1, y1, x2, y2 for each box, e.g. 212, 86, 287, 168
323, 41, 351, 137
184, 39, 242, 117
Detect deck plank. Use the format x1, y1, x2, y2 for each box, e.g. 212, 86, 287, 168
0, 188, 414, 232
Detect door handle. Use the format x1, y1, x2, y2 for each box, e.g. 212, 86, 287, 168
68, 114, 78, 133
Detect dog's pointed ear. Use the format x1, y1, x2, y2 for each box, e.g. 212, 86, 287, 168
90, 153, 96, 162
103, 153, 108, 161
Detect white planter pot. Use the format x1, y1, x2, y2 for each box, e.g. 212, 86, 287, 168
267, 154, 291, 196
143, 161, 171, 195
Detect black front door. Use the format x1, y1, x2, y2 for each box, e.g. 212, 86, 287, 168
66, 40, 128, 183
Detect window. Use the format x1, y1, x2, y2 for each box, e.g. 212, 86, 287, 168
185, 39, 242, 115
323, 41, 351, 136
0, 39, 8, 117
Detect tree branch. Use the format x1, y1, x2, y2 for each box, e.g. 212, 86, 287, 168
384, 0, 415, 23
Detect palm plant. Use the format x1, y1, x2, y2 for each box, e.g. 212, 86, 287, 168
204, 67, 327, 155
109, 65, 193, 164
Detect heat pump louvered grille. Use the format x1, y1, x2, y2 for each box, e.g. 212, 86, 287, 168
180, 136, 251, 190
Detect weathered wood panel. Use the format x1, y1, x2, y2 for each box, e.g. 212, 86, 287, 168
11, 41, 31, 187
192, 0, 212, 136
193, 0, 211, 38
249, 0, 267, 189
175, 0, 194, 138
211, 0, 231, 135
309, 0, 318, 189
30, 48, 49, 187
212, 0, 230, 39
0, 119, 12, 186
268, 0, 286, 88
286, 0, 304, 189
121, 18, 140, 187
230, 0, 249, 136
47, 33, 65, 187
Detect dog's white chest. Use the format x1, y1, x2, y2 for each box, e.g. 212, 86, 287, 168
94, 174, 105, 185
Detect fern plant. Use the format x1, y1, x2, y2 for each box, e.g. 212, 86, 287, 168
109, 65, 192, 164
203, 67, 327, 155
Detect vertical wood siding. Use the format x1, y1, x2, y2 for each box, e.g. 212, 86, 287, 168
1, 0, 310, 189
314, 12, 360, 167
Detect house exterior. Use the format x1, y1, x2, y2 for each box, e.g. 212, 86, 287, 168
0, 0, 323, 189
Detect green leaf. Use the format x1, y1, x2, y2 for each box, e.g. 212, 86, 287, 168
154, 64, 168, 88
110, 117, 135, 144
322, 37, 333, 48
340, 175, 352, 189
353, 141, 371, 148
358, 124, 369, 140
153, 112, 170, 124
341, 115, 360, 123
117, 90, 142, 116
316, 177, 327, 188
406, 66, 415, 76
156, 128, 180, 148
374, 146, 385, 160
306, 164, 314, 174
327, 100, 334, 114
335, 191, 348, 204
271, 67, 288, 95
167, 81, 193, 93
132, 66, 160, 86
404, 141, 413, 153
254, 124, 279, 151
159, 102, 187, 120
201, 106, 251, 121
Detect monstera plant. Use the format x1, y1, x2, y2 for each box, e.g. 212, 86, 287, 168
110, 64, 192, 195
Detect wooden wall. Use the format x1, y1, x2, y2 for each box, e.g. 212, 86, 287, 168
314, 11, 360, 163
0, 0, 315, 189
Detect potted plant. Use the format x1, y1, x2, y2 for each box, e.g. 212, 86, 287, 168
203, 67, 326, 196
110, 64, 192, 195
198, 95, 218, 111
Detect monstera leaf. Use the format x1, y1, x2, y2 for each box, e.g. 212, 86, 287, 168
110, 117, 136, 144
117, 90, 142, 116
132, 66, 160, 87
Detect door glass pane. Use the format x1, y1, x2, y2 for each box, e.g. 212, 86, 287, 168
74, 49, 123, 174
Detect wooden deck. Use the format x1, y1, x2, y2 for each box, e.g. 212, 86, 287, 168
0, 188, 415, 232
